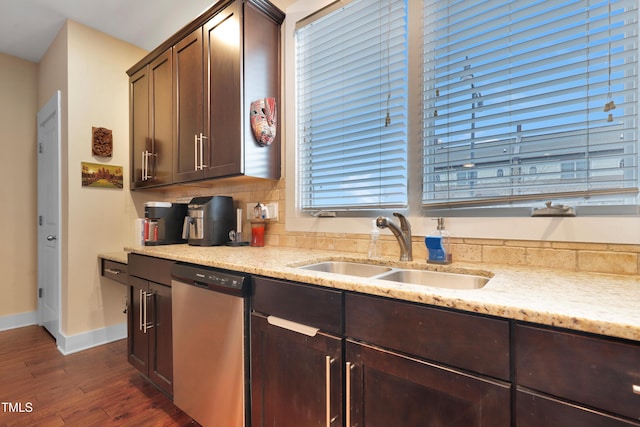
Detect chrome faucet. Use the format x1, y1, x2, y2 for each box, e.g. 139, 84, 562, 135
376, 213, 412, 261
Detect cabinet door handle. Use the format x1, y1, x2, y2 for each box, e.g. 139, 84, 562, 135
139, 289, 144, 331
143, 291, 155, 333
194, 134, 199, 171
325, 356, 337, 427
142, 151, 147, 180
142, 290, 147, 333
346, 361, 354, 427
199, 133, 207, 168
633, 384, 640, 395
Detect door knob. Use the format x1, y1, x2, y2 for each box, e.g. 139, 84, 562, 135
46, 235, 57, 241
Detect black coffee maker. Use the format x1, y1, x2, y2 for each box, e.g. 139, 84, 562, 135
144, 202, 188, 245
181, 196, 234, 246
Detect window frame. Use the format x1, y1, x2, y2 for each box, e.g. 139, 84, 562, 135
284, 0, 640, 244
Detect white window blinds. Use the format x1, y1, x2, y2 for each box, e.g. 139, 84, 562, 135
422, 0, 639, 208
296, 0, 408, 211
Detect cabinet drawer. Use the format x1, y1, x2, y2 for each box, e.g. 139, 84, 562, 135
517, 390, 640, 427
101, 259, 128, 284
128, 254, 174, 285
252, 277, 343, 335
516, 324, 640, 420
345, 293, 510, 380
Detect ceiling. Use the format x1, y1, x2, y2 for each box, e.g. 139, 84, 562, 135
0, 0, 231, 63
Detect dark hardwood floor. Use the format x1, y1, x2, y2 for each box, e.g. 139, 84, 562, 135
0, 325, 198, 426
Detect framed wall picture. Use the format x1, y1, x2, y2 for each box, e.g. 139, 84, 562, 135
81, 162, 123, 188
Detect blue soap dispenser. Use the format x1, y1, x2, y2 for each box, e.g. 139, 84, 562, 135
426, 217, 452, 264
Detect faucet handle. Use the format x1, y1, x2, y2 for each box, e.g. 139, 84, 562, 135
393, 212, 411, 233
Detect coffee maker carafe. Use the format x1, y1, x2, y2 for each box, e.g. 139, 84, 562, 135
182, 196, 234, 246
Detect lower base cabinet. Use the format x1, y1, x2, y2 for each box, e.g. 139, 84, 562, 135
250, 277, 512, 427
127, 254, 174, 397
251, 277, 344, 426
251, 313, 343, 426
346, 340, 511, 427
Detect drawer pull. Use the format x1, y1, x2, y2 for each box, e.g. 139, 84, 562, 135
267, 316, 319, 337
104, 268, 122, 275
633, 385, 640, 395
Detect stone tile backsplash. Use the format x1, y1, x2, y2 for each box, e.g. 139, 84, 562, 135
162, 178, 639, 275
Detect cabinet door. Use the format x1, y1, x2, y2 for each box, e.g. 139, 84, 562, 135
128, 277, 149, 373
129, 66, 151, 188
148, 49, 173, 186
203, 1, 242, 178
148, 282, 173, 396
173, 27, 204, 183
251, 313, 343, 427
345, 340, 510, 427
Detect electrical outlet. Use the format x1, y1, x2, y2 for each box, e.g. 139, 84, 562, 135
246, 202, 278, 220
265, 203, 278, 220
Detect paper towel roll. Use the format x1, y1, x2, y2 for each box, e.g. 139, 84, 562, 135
134, 218, 145, 246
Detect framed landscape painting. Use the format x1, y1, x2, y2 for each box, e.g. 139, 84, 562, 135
81, 162, 123, 189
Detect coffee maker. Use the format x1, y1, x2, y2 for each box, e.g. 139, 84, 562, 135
144, 201, 188, 245
182, 196, 234, 246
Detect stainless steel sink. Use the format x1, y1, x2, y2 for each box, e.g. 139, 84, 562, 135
377, 269, 488, 290
295, 261, 489, 290
297, 261, 392, 277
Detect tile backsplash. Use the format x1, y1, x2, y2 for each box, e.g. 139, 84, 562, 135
159, 178, 639, 275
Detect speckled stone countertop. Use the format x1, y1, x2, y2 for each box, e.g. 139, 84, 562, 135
100, 251, 129, 264
119, 244, 640, 343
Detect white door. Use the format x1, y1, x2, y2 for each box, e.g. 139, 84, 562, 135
37, 91, 61, 342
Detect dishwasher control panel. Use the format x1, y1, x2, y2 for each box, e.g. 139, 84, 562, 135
171, 263, 250, 296
193, 270, 244, 289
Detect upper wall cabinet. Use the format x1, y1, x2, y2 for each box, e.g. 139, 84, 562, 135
130, 48, 174, 189
128, 0, 284, 189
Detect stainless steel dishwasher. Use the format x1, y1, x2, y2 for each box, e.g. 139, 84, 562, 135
171, 262, 251, 427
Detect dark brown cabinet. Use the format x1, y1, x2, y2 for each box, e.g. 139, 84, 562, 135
100, 258, 128, 285
345, 293, 511, 427
127, 254, 174, 397
129, 48, 173, 189
252, 314, 343, 427
346, 340, 510, 427
251, 277, 343, 427
129, 0, 284, 189
516, 323, 640, 426
250, 278, 512, 427
173, 27, 204, 183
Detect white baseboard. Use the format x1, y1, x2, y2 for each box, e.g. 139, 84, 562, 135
57, 322, 127, 355
0, 311, 38, 331
0, 313, 127, 355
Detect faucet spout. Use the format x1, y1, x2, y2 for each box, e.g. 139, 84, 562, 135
376, 213, 412, 261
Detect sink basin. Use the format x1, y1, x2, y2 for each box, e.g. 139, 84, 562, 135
295, 261, 489, 290
377, 269, 489, 290
297, 261, 392, 277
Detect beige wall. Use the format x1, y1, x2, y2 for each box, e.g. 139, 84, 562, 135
37, 21, 147, 337
0, 53, 38, 318
64, 21, 146, 335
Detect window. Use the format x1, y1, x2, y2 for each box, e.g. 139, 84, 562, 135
422, 0, 639, 209
293, 0, 639, 217
296, 0, 408, 211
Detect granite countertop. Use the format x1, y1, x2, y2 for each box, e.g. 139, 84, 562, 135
120, 244, 640, 343
100, 251, 129, 264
